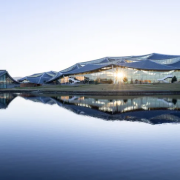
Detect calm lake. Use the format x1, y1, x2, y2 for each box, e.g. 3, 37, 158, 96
1, 93, 180, 180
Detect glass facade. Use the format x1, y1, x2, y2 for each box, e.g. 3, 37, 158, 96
114, 67, 176, 83
0, 74, 7, 88
59, 67, 114, 84
0, 73, 16, 88
57, 66, 180, 84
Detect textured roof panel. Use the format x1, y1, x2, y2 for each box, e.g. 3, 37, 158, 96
63, 64, 111, 75
18, 71, 58, 84
148, 53, 180, 60
117, 60, 176, 70
19, 53, 180, 84
168, 61, 180, 68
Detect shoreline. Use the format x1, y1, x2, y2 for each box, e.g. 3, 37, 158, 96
1, 89, 180, 96
1, 84, 180, 96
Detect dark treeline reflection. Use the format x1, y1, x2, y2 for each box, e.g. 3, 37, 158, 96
2, 93, 180, 125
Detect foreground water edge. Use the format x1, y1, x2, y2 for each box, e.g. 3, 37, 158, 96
1, 93, 180, 180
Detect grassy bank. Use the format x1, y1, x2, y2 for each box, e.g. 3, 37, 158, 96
12, 83, 180, 91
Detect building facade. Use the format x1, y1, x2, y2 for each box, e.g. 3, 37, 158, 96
18, 53, 180, 85
0, 70, 19, 88
48, 53, 180, 84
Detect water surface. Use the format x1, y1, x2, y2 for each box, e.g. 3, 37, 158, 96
1, 93, 180, 180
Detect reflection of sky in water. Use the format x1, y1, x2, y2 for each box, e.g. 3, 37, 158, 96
0, 94, 180, 179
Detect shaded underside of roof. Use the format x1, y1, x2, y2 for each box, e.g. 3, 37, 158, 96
168, 61, 180, 68
117, 60, 176, 70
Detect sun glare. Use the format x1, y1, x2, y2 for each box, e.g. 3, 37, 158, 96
116, 72, 124, 78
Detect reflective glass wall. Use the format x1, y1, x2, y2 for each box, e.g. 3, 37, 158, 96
58, 66, 180, 84
115, 67, 176, 83
0, 74, 17, 88
0, 74, 7, 88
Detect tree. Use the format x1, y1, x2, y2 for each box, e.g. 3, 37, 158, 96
123, 77, 128, 83
171, 76, 177, 83
172, 99, 177, 105
123, 99, 128, 103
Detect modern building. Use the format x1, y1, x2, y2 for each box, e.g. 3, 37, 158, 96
19, 53, 180, 84
0, 70, 19, 88
47, 53, 180, 84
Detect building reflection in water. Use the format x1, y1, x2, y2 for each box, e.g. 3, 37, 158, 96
0, 93, 17, 109
1, 93, 180, 125
18, 94, 180, 125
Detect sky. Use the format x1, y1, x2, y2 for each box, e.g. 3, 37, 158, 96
0, 0, 180, 77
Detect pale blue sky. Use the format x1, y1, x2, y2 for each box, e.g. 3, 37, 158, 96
0, 0, 180, 76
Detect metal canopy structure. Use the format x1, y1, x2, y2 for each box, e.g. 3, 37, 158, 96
18, 53, 180, 84
168, 61, 180, 68
18, 71, 58, 84
0, 70, 19, 83
63, 64, 111, 75
147, 53, 180, 60
117, 60, 177, 71
0, 70, 19, 88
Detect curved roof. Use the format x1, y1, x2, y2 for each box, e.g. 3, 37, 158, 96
168, 61, 180, 68
147, 53, 180, 60
0, 70, 19, 83
117, 60, 176, 70
46, 71, 63, 83
20, 53, 180, 84
60, 63, 82, 73
63, 64, 111, 75
18, 71, 57, 84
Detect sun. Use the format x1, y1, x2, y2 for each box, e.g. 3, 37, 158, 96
116, 72, 124, 78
